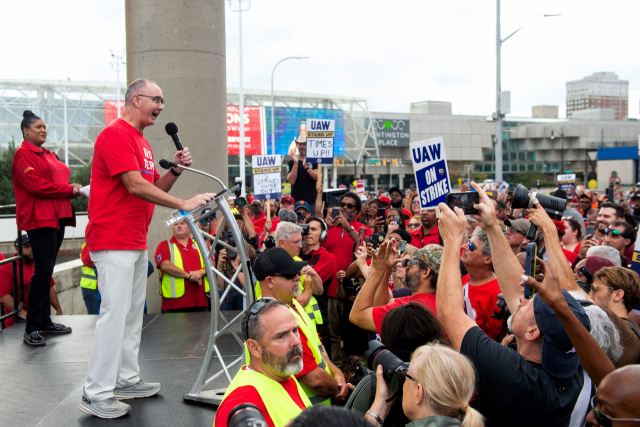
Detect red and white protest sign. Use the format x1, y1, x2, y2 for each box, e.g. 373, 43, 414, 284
104, 100, 124, 126
227, 105, 266, 155
355, 180, 365, 195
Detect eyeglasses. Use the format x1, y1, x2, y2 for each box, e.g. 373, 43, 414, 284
505, 227, 525, 236
401, 258, 428, 269
590, 395, 640, 426
244, 299, 269, 341
399, 366, 416, 382
407, 223, 420, 229
590, 283, 615, 293
465, 240, 476, 252
411, 200, 420, 205
340, 202, 357, 209
274, 272, 300, 280
604, 228, 623, 238
199, 218, 211, 225
136, 94, 165, 106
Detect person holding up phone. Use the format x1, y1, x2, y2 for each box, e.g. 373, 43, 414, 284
287, 140, 318, 213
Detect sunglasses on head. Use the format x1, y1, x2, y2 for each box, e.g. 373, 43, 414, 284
604, 228, 624, 237
590, 395, 640, 426
340, 202, 356, 209
274, 272, 299, 280
244, 298, 269, 341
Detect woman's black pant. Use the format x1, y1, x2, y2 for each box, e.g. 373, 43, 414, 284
25, 219, 65, 333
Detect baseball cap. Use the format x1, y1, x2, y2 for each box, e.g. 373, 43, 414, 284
388, 187, 403, 197
379, 196, 391, 205
294, 200, 311, 212
411, 244, 443, 274
504, 218, 531, 235
14, 234, 29, 247
552, 189, 568, 200
281, 195, 295, 204
533, 290, 590, 378
253, 248, 308, 281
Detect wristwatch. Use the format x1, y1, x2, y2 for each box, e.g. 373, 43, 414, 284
350, 226, 355, 231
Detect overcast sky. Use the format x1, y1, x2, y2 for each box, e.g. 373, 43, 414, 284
3, 0, 638, 119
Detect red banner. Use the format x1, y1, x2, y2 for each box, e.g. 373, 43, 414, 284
227, 105, 265, 155
104, 100, 124, 126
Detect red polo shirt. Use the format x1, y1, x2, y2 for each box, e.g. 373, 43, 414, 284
323, 220, 371, 297
409, 224, 440, 248
155, 237, 209, 311
86, 119, 160, 251
0, 258, 55, 328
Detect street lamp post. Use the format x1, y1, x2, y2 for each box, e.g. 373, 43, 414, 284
494, 1, 560, 182
62, 78, 69, 166
110, 49, 125, 118
228, 0, 251, 196
271, 57, 308, 155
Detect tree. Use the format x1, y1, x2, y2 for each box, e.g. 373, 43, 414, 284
70, 161, 92, 212
0, 138, 17, 211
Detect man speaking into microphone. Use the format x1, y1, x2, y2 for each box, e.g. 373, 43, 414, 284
80, 79, 215, 419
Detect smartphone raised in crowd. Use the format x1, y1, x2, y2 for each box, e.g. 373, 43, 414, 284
524, 242, 537, 299
585, 226, 595, 237
398, 240, 406, 254
377, 208, 386, 219
370, 234, 384, 250
445, 192, 479, 215
331, 209, 340, 220
392, 215, 400, 226
357, 228, 366, 249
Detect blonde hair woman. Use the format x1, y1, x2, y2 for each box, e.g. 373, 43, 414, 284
367, 343, 484, 427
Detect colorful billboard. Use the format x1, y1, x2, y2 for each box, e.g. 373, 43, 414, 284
264, 107, 345, 156
227, 105, 266, 155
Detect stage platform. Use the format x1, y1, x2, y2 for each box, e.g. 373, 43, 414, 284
0, 312, 244, 427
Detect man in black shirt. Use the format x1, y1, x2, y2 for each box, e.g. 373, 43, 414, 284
435, 184, 592, 427
287, 140, 318, 211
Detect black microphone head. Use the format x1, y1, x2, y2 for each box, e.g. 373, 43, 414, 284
159, 159, 172, 170
165, 122, 178, 135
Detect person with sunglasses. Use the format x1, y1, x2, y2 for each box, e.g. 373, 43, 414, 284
81, 79, 216, 419
585, 365, 640, 427
253, 248, 347, 407
350, 241, 441, 334
603, 221, 636, 265
366, 343, 484, 427
214, 299, 312, 427
324, 192, 371, 365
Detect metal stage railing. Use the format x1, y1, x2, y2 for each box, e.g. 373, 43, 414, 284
159, 161, 255, 405
0, 227, 25, 330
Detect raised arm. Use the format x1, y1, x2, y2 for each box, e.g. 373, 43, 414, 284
470, 181, 523, 314
436, 203, 478, 351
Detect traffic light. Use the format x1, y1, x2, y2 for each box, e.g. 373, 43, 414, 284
382, 158, 387, 166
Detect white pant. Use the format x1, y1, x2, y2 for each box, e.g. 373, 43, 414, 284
84, 249, 148, 401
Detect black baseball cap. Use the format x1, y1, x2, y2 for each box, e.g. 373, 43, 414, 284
14, 234, 29, 247
253, 248, 307, 281
388, 187, 403, 197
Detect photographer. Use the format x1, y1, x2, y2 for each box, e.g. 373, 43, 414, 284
234, 211, 260, 250
216, 233, 256, 311
366, 343, 484, 427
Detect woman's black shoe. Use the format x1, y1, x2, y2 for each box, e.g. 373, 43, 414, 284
40, 323, 72, 334
23, 331, 46, 346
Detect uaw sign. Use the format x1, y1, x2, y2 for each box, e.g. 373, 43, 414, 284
252, 155, 282, 200
410, 137, 451, 209
306, 119, 335, 164
557, 173, 576, 197
373, 119, 410, 147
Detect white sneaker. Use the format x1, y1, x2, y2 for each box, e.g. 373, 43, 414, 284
79, 389, 131, 419
114, 380, 162, 399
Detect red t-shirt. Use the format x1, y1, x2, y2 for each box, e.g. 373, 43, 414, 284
371, 293, 437, 334
409, 224, 440, 248
323, 220, 371, 297
213, 367, 307, 427
0, 258, 54, 327
252, 211, 266, 235
461, 274, 502, 341
155, 237, 209, 311
86, 119, 160, 251
563, 248, 577, 264
302, 247, 337, 286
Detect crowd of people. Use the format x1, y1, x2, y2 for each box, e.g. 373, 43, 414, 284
3, 78, 640, 426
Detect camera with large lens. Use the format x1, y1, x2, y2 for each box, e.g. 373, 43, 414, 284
227, 235, 238, 260
233, 181, 247, 208
263, 235, 276, 249
228, 403, 267, 427
299, 224, 310, 236
342, 278, 361, 298
296, 212, 306, 224
362, 340, 409, 395
511, 184, 567, 240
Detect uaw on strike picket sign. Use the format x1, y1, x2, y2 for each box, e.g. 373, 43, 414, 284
410, 137, 451, 209
306, 119, 335, 164
252, 155, 282, 200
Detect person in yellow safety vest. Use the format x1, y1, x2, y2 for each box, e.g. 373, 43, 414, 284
255, 222, 324, 324
80, 243, 100, 314
252, 248, 348, 406
214, 299, 312, 427
154, 220, 210, 313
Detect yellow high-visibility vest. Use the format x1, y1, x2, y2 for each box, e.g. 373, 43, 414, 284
160, 240, 210, 298
79, 243, 97, 290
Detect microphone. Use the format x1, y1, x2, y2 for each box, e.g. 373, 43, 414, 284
159, 159, 178, 170
165, 122, 183, 151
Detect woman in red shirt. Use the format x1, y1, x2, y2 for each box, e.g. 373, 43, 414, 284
11, 110, 81, 346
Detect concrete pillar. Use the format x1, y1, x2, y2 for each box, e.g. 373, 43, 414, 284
126, 0, 228, 313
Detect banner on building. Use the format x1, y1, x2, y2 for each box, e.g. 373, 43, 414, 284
410, 137, 451, 209
252, 155, 282, 200
228, 106, 266, 155
370, 118, 411, 147
306, 119, 335, 164
557, 173, 576, 196
104, 100, 124, 126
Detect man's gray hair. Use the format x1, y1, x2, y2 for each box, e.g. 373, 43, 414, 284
567, 291, 623, 362
278, 209, 298, 224
242, 299, 287, 342
586, 245, 622, 267
471, 228, 491, 258
124, 79, 157, 106
275, 221, 302, 244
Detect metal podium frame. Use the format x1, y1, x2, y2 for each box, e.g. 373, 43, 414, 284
163, 173, 255, 406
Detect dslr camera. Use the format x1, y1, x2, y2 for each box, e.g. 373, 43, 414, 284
511, 184, 567, 240
227, 403, 267, 427
363, 340, 410, 395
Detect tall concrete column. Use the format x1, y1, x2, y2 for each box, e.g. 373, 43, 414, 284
126, 0, 228, 313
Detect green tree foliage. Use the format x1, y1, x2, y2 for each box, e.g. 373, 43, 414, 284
70, 162, 92, 212
510, 171, 553, 188
0, 138, 17, 211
